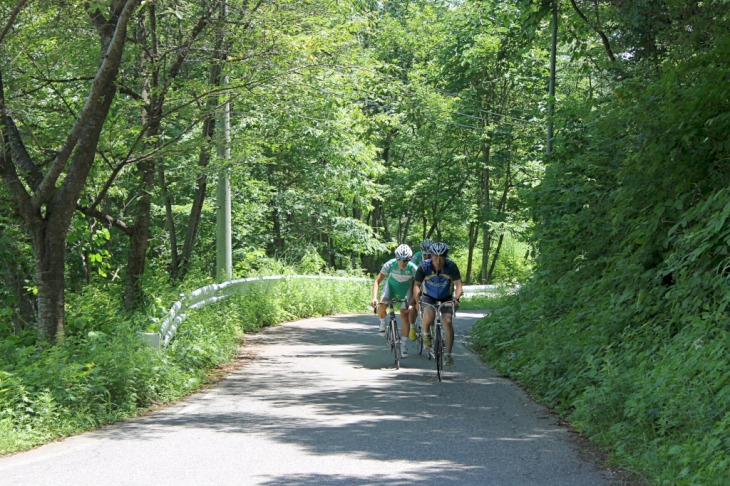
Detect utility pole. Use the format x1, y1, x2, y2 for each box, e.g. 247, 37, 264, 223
216, 77, 232, 281
215, 2, 232, 281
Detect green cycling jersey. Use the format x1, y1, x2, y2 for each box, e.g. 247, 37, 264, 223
379, 258, 418, 298
412, 251, 428, 267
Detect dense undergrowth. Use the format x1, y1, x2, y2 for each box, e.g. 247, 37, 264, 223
470, 35, 730, 486
0, 272, 369, 455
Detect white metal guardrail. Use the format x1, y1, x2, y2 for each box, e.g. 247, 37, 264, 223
460, 284, 519, 298
145, 276, 369, 348
143, 276, 514, 349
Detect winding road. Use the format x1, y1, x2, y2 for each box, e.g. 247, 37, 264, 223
0, 311, 617, 485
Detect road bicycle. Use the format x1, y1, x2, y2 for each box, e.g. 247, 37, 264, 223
420, 299, 455, 381
374, 298, 408, 369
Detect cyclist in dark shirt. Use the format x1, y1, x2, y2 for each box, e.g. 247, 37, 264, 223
413, 242, 463, 366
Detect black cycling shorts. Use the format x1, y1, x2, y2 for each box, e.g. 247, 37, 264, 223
420, 295, 454, 315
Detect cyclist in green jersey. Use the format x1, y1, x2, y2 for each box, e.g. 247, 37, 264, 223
411, 238, 433, 267
371, 244, 418, 357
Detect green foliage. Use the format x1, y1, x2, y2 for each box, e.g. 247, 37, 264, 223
0, 331, 186, 454
450, 235, 533, 285
470, 5, 730, 483
459, 286, 517, 311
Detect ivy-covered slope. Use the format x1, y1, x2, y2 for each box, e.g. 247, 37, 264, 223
471, 24, 729, 486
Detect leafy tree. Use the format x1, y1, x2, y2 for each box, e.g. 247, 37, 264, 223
358, 0, 543, 281
473, 0, 730, 480
1, 0, 141, 343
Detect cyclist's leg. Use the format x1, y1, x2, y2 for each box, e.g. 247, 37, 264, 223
398, 290, 412, 337
442, 311, 455, 363
421, 298, 436, 347
392, 296, 408, 356
377, 284, 391, 331
433, 322, 444, 377
398, 307, 410, 338
378, 282, 393, 319
408, 294, 418, 327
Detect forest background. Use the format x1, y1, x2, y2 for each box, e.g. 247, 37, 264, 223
1, 1, 728, 484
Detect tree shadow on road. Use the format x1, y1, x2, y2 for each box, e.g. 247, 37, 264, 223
91, 313, 617, 485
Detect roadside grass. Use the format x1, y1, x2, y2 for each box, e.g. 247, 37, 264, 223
469, 287, 730, 485
0, 274, 369, 456
459, 287, 516, 311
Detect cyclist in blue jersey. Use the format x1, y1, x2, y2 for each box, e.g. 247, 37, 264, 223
371, 244, 418, 357
412, 242, 463, 366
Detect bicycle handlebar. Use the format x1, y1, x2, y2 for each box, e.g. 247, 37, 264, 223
419, 299, 457, 315
372, 298, 410, 313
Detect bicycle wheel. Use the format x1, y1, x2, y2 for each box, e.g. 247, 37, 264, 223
416, 318, 424, 356
434, 325, 443, 381
389, 319, 400, 369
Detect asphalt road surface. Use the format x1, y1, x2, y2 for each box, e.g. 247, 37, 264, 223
0, 311, 617, 485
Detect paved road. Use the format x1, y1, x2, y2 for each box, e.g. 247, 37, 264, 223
0, 311, 616, 485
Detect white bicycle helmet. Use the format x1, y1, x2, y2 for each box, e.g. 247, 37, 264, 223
394, 244, 413, 261
429, 242, 449, 256
420, 239, 434, 253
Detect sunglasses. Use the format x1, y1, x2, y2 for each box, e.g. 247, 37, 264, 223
397, 257, 411, 262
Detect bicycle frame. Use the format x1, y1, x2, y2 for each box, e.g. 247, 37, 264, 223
375, 298, 409, 369
420, 300, 455, 381
414, 302, 424, 356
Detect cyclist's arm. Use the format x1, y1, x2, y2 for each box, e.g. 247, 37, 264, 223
453, 279, 463, 309
412, 279, 422, 303
454, 279, 463, 301
372, 272, 386, 306
413, 265, 426, 303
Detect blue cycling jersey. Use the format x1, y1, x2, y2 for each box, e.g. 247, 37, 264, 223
415, 259, 462, 300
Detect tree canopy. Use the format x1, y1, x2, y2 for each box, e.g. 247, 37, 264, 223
1, 0, 728, 481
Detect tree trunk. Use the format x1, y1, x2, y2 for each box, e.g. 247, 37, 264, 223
465, 221, 479, 284
124, 6, 158, 310
158, 162, 179, 279
128, 0, 219, 290
479, 143, 492, 284
30, 219, 68, 342
124, 158, 154, 310
401, 214, 412, 244
486, 233, 504, 284
486, 147, 513, 284
269, 183, 285, 254
0, 1, 140, 343
180, 136, 213, 278
180, 36, 223, 279
547, 1, 558, 155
